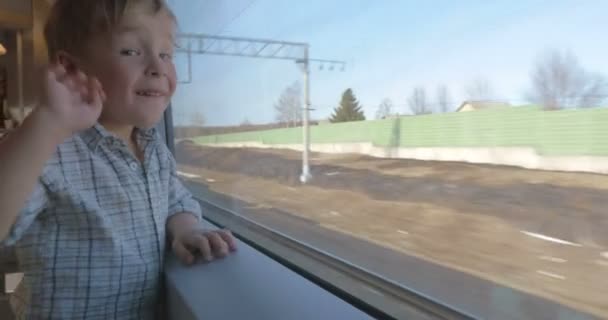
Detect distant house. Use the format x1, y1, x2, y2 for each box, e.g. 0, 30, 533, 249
381, 114, 402, 120
456, 100, 511, 112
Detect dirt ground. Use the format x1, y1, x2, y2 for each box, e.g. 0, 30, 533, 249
175, 141, 608, 318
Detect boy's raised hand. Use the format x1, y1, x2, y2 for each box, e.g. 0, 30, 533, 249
36, 63, 106, 139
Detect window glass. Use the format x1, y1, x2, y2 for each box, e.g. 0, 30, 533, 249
168, 1, 608, 318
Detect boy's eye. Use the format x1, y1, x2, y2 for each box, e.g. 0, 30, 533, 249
120, 49, 140, 56
160, 53, 173, 61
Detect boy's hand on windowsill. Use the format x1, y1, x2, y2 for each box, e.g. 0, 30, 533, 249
172, 227, 237, 265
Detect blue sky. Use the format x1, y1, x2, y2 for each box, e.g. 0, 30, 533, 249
167, 0, 608, 126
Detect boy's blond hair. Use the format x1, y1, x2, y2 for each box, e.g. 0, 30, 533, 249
44, 0, 175, 60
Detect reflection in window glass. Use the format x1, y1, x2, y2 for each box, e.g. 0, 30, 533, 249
168, 1, 608, 318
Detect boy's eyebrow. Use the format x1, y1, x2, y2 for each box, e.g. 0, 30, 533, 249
116, 25, 176, 44
116, 23, 145, 34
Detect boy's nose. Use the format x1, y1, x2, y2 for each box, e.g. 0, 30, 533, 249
146, 69, 161, 77
145, 57, 165, 77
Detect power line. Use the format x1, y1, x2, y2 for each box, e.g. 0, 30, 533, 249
171, 0, 258, 64
203, 0, 258, 50
214, 0, 258, 36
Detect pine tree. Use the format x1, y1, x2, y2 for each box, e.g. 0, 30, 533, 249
329, 88, 366, 123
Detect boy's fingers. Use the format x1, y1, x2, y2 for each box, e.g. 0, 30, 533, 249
74, 71, 88, 96
218, 230, 237, 251
206, 232, 228, 258
194, 234, 213, 261
64, 77, 81, 95
86, 78, 95, 104
81, 82, 91, 104
91, 77, 107, 102
172, 240, 194, 265
50, 64, 68, 82
87, 78, 101, 106
93, 78, 104, 94
78, 83, 89, 103
76, 71, 88, 85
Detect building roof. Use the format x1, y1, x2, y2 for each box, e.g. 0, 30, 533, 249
456, 100, 511, 112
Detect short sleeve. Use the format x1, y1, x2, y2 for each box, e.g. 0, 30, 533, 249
1, 178, 51, 247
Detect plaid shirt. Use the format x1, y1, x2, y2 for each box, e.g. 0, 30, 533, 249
1, 124, 202, 320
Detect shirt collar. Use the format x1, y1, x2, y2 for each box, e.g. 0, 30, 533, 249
80, 123, 158, 152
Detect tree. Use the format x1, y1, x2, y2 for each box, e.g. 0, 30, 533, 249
436, 85, 451, 113
375, 98, 395, 119
527, 49, 607, 110
274, 81, 302, 127
330, 88, 366, 123
408, 87, 431, 115
191, 111, 206, 127
240, 118, 252, 126
465, 78, 494, 101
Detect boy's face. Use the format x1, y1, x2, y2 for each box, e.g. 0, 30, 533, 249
79, 9, 177, 129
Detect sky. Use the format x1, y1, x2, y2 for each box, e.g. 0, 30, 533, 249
166, 0, 608, 126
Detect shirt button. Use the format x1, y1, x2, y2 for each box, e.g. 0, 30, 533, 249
129, 162, 138, 171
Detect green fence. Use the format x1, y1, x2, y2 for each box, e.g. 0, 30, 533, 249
193, 106, 608, 156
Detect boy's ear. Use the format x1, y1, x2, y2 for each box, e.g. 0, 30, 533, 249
55, 51, 80, 73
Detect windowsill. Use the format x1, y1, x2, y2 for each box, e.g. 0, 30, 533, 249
164, 225, 372, 320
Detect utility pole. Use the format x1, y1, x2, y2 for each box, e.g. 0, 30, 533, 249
176, 33, 345, 183
296, 47, 311, 183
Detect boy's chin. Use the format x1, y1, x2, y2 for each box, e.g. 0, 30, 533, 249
134, 113, 165, 129
136, 120, 162, 130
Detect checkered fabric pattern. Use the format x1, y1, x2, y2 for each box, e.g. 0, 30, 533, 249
1, 124, 202, 319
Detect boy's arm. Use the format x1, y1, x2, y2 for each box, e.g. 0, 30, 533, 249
0, 110, 66, 241
0, 64, 104, 243
165, 151, 203, 240
166, 211, 200, 238
163, 147, 238, 263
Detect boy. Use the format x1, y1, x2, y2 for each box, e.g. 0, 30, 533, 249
0, 0, 236, 319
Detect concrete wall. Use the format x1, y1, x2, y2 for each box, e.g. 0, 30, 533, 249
193, 107, 608, 157
196, 141, 608, 174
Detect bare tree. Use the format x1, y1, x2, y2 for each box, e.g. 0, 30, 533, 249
465, 77, 494, 101
408, 87, 431, 115
191, 111, 206, 127
240, 118, 252, 127
436, 85, 451, 113
527, 49, 607, 110
375, 98, 395, 119
274, 81, 302, 127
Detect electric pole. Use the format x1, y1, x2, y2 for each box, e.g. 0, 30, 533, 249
176, 33, 345, 183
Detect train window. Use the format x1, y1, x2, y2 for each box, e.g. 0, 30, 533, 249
168, 1, 607, 319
